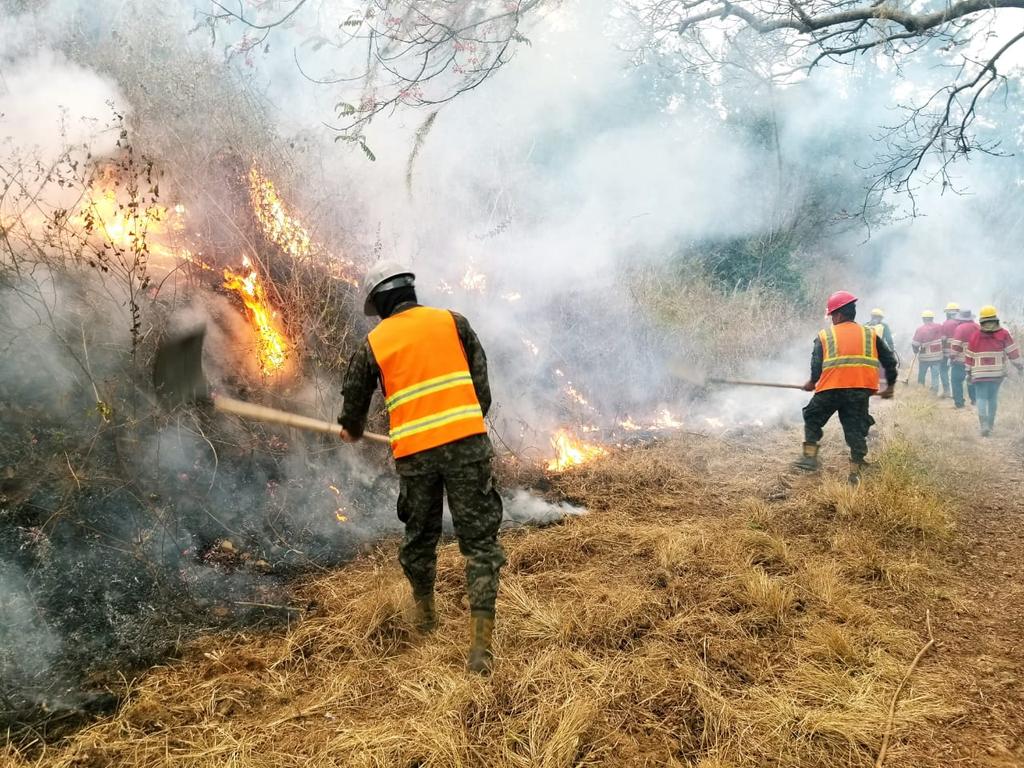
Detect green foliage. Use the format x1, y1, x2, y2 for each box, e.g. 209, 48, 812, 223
334, 134, 377, 161
681, 229, 806, 298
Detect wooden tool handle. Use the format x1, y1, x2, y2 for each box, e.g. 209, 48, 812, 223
707, 378, 806, 390
214, 396, 390, 445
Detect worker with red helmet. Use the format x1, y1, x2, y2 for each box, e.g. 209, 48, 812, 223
911, 310, 945, 394
797, 291, 898, 484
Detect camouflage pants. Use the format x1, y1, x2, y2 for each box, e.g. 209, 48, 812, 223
803, 388, 874, 463
397, 460, 505, 614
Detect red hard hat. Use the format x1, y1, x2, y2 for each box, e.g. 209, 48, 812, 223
825, 290, 857, 315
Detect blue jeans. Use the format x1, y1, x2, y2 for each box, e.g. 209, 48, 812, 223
974, 379, 1002, 430
918, 361, 942, 393
938, 358, 951, 394
950, 363, 976, 407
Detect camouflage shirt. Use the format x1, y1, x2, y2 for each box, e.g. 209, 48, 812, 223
339, 302, 494, 475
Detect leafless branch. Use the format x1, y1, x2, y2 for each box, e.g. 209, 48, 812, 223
204, 1, 546, 148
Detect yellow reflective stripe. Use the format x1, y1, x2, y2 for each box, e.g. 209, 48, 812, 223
824, 328, 837, 359
384, 371, 474, 410
389, 405, 484, 443
821, 356, 878, 368
862, 327, 874, 358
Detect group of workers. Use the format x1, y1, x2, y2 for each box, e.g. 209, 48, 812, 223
333, 265, 1021, 676
798, 292, 1021, 485
909, 303, 1022, 435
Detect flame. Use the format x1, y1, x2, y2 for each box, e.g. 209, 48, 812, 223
328, 484, 348, 522
58, 173, 199, 276
654, 408, 684, 429
248, 166, 358, 285
522, 337, 540, 356
67, 177, 187, 268
223, 255, 291, 375
546, 428, 609, 472
178, 249, 215, 272
460, 263, 487, 293
564, 383, 591, 407
70, 186, 169, 250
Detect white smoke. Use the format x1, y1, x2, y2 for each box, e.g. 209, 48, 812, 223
0, 48, 125, 160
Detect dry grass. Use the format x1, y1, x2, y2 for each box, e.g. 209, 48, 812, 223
3, 422, 962, 768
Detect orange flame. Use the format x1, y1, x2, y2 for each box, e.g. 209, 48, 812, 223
248, 167, 358, 286
546, 428, 609, 472
328, 484, 348, 522
223, 255, 291, 375
67, 179, 189, 270
70, 186, 169, 251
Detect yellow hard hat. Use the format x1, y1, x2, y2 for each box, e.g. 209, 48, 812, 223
945, 302, 960, 312
921, 310, 935, 319
979, 305, 998, 320
871, 308, 884, 317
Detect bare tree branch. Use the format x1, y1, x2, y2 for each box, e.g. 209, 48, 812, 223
204, 1, 546, 149
676, 0, 1024, 35
631, 0, 1024, 210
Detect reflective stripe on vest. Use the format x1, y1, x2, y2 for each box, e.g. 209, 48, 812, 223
966, 350, 1008, 380
368, 306, 486, 458
816, 322, 880, 392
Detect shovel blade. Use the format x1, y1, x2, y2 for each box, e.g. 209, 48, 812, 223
153, 326, 210, 406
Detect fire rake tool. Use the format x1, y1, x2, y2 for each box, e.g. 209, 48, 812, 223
707, 378, 886, 396
706, 378, 806, 391
901, 353, 918, 385
153, 326, 389, 445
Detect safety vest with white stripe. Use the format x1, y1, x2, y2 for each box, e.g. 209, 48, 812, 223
368, 306, 487, 459
816, 322, 880, 393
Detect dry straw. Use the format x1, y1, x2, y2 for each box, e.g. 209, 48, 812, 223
5, 401, 963, 768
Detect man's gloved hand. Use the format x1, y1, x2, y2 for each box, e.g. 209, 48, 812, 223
339, 427, 359, 443
879, 386, 895, 399
802, 380, 816, 392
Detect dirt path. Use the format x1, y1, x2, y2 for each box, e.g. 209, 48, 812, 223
903, 397, 1024, 767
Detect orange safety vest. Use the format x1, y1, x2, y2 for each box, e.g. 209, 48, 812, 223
816, 321, 880, 393
367, 306, 487, 459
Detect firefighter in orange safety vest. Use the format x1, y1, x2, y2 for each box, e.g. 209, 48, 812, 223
338, 262, 505, 675
796, 291, 899, 484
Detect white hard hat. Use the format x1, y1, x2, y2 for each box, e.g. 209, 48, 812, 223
361, 261, 415, 316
